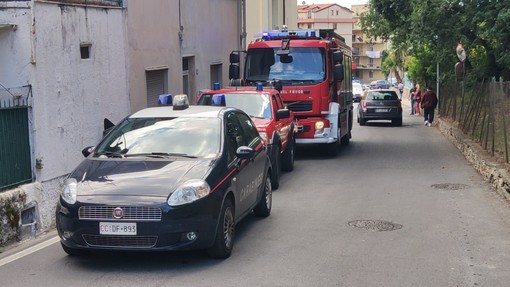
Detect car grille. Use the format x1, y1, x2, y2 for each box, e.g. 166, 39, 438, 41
285, 101, 312, 112
83, 235, 158, 248
79, 206, 162, 221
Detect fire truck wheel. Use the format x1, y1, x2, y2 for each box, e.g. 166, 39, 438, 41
271, 145, 280, 190
341, 133, 350, 146
281, 137, 295, 172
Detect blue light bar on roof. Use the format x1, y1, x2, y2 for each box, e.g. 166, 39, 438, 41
259, 29, 320, 40
212, 94, 225, 106
158, 94, 172, 105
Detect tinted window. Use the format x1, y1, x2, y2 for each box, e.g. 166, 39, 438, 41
367, 91, 399, 101
236, 113, 261, 147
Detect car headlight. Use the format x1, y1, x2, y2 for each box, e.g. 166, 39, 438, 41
61, 178, 77, 205
168, 179, 211, 206
315, 121, 325, 134
259, 132, 268, 143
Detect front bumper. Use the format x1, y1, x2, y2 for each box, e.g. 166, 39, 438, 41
56, 195, 222, 252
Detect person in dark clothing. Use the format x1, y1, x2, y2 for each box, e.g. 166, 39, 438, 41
409, 84, 417, 115
421, 87, 438, 126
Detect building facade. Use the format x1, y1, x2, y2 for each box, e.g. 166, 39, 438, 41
245, 0, 298, 44
351, 4, 388, 84
297, 4, 354, 48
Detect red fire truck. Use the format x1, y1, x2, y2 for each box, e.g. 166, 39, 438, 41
229, 29, 353, 156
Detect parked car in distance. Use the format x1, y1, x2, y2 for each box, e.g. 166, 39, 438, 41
353, 82, 363, 102
197, 84, 296, 190
56, 95, 273, 259
369, 80, 391, 89
357, 89, 403, 126
352, 76, 361, 84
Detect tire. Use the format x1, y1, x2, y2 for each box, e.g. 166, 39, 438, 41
359, 117, 366, 126
61, 242, 84, 256
281, 137, 295, 172
207, 199, 235, 259
253, 174, 272, 217
392, 118, 402, 126
340, 133, 350, 146
270, 145, 280, 190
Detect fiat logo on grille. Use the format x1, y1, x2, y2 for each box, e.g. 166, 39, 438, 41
113, 207, 124, 219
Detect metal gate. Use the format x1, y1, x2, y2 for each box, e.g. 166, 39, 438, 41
0, 85, 32, 191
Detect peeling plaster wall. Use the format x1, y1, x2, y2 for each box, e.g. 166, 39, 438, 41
1, 2, 129, 244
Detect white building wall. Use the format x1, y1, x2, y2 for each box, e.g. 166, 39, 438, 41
246, 0, 297, 44
0, 1, 129, 231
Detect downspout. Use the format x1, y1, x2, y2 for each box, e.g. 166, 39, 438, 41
283, 0, 286, 26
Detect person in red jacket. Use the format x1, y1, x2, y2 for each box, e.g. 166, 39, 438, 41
421, 87, 438, 127
414, 84, 422, 116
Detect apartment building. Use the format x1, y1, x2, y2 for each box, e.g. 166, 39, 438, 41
351, 4, 388, 84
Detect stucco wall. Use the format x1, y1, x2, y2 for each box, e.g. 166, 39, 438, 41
31, 3, 129, 182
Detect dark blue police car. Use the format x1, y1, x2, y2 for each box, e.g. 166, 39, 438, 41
56, 95, 273, 259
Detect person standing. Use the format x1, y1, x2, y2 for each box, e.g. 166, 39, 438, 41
409, 84, 417, 115
421, 87, 438, 126
414, 84, 422, 116
397, 82, 404, 100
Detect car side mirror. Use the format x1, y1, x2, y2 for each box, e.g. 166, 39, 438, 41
276, 109, 290, 120
236, 146, 255, 160
81, 146, 95, 158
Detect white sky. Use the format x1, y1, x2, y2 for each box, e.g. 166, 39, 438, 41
297, 0, 369, 9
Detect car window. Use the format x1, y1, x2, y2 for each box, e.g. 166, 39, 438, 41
367, 91, 399, 101
96, 117, 221, 158
226, 113, 245, 162
236, 113, 262, 147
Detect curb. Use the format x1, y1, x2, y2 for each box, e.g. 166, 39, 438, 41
437, 117, 510, 203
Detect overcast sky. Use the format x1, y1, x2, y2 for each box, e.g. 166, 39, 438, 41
297, 0, 368, 9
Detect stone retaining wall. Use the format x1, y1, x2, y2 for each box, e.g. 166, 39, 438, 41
438, 118, 510, 202
0, 189, 27, 246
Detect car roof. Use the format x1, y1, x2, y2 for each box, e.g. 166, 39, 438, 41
201, 87, 278, 95
130, 105, 226, 119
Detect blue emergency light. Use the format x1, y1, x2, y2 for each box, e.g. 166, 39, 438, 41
158, 94, 172, 105
260, 29, 319, 40
212, 94, 226, 106
213, 82, 220, 90
256, 82, 264, 91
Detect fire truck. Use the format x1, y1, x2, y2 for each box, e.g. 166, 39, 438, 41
229, 29, 353, 156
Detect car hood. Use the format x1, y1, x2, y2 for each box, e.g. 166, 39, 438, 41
70, 158, 213, 198
251, 117, 272, 130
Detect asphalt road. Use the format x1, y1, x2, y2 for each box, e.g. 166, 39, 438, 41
2, 103, 510, 287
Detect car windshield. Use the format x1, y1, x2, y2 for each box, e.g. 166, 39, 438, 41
95, 117, 221, 159
367, 91, 399, 101
245, 47, 325, 83
222, 93, 272, 119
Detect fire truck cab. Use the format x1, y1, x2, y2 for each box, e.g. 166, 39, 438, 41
229, 28, 353, 156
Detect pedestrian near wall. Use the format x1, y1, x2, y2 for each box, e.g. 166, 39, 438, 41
398, 82, 404, 100
421, 87, 438, 127
409, 84, 417, 115
414, 84, 422, 116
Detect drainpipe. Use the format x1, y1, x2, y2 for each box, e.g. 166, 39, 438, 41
283, 0, 286, 26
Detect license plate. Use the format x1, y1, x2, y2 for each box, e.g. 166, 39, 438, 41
99, 222, 137, 235
375, 108, 389, 112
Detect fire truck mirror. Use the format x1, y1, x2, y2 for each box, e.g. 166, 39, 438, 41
333, 51, 344, 64
280, 54, 293, 64
230, 52, 240, 64
229, 64, 240, 80
334, 64, 344, 82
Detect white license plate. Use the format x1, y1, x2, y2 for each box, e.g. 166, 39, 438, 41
375, 108, 389, 112
99, 222, 137, 235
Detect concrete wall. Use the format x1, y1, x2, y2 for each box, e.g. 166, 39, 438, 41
246, 0, 297, 44
0, 1, 129, 243
127, 0, 242, 111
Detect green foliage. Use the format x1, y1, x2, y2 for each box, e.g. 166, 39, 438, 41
361, 0, 510, 82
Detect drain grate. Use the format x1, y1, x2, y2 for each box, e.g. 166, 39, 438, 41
431, 183, 469, 190
348, 220, 403, 232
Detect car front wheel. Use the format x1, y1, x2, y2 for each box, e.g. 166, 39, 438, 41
207, 199, 235, 259
281, 137, 295, 172
253, 174, 272, 217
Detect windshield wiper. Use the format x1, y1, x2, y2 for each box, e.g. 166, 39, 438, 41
125, 152, 197, 159
95, 151, 125, 158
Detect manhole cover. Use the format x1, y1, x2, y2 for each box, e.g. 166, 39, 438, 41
431, 183, 469, 190
348, 220, 402, 231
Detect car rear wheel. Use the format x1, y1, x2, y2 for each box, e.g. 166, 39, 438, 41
207, 199, 235, 259
281, 137, 295, 172
253, 174, 272, 217
392, 118, 402, 126
359, 117, 366, 126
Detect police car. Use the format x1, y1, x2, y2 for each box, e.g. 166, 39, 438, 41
56, 95, 273, 259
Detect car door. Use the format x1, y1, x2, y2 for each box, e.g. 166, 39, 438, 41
273, 93, 291, 149
225, 112, 265, 218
